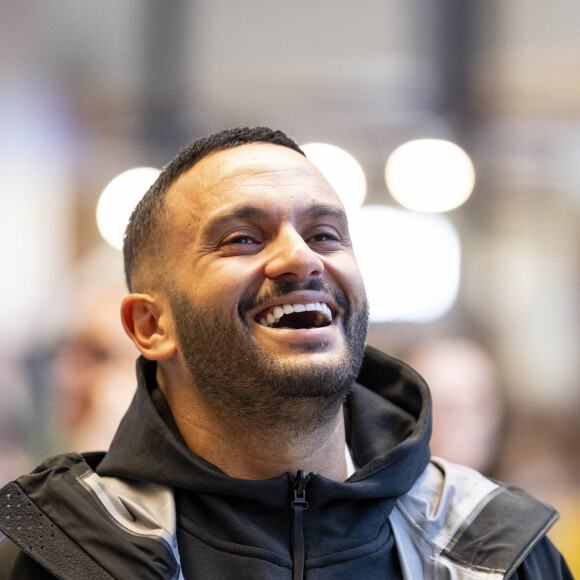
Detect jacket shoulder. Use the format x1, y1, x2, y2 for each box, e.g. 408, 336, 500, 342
0, 453, 113, 580
0, 535, 56, 580
0, 453, 181, 580
510, 535, 574, 579
390, 458, 560, 578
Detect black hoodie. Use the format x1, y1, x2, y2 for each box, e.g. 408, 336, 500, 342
95, 345, 431, 577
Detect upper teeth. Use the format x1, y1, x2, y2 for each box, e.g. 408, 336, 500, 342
259, 302, 332, 327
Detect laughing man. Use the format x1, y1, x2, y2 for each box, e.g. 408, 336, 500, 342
0, 127, 572, 579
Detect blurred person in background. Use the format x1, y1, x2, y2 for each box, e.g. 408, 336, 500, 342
403, 337, 504, 477
0, 127, 573, 579
47, 245, 139, 453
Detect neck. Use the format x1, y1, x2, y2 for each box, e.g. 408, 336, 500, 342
156, 365, 349, 481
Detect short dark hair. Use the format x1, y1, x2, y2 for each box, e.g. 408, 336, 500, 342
123, 126, 305, 291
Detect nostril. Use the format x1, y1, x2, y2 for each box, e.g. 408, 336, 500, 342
264, 236, 325, 280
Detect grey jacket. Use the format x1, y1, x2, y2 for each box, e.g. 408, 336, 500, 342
0, 455, 562, 579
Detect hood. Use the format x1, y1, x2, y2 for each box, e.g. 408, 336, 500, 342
98, 343, 431, 505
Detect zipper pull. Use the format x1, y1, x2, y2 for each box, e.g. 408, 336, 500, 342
291, 470, 311, 580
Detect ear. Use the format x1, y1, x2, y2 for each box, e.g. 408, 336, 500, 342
120, 293, 177, 360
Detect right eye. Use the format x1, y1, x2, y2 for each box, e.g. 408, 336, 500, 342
217, 232, 264, 256
223, 235, 257, 245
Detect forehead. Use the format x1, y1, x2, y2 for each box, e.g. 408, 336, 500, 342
165, 143, 344, 229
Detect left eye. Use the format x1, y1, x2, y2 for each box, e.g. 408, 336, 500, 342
310, 228, 341, 242
308, 231, 342, 250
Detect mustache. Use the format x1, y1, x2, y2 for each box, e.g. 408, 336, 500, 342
238, 279, 350, 318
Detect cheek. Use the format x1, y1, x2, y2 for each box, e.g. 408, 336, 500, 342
195, 262, 257, 307
349, 262, 367, 301
328, 256, 366, 298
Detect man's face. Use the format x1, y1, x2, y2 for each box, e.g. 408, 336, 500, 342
163, 143, 368, 421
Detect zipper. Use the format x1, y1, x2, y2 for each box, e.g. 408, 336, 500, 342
290, 470, 311, 580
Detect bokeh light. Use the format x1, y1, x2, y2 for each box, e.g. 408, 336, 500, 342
385, 139, 475, 212
96, 167, 161, 251
301, 142, 366, 217
350, 205, 461, 322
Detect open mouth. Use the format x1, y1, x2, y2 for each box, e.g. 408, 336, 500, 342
255, 302, 333, 329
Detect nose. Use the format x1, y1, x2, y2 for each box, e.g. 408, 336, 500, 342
263, 226, 324, 282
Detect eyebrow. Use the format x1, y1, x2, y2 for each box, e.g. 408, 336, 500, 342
203, 202, 348, 236
203, 206, 269, 237
304, 203, 348, 224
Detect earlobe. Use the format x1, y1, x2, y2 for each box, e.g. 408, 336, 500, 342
120, 294, 177, 360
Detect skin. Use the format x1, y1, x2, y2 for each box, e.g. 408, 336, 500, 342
121, 143, 368, 481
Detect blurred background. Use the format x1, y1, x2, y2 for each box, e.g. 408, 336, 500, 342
1, 0, 579, 570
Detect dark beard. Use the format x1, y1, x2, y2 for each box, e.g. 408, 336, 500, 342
167, 279, 369, 430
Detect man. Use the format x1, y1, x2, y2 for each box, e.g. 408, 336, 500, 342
0, 127, 572, 578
